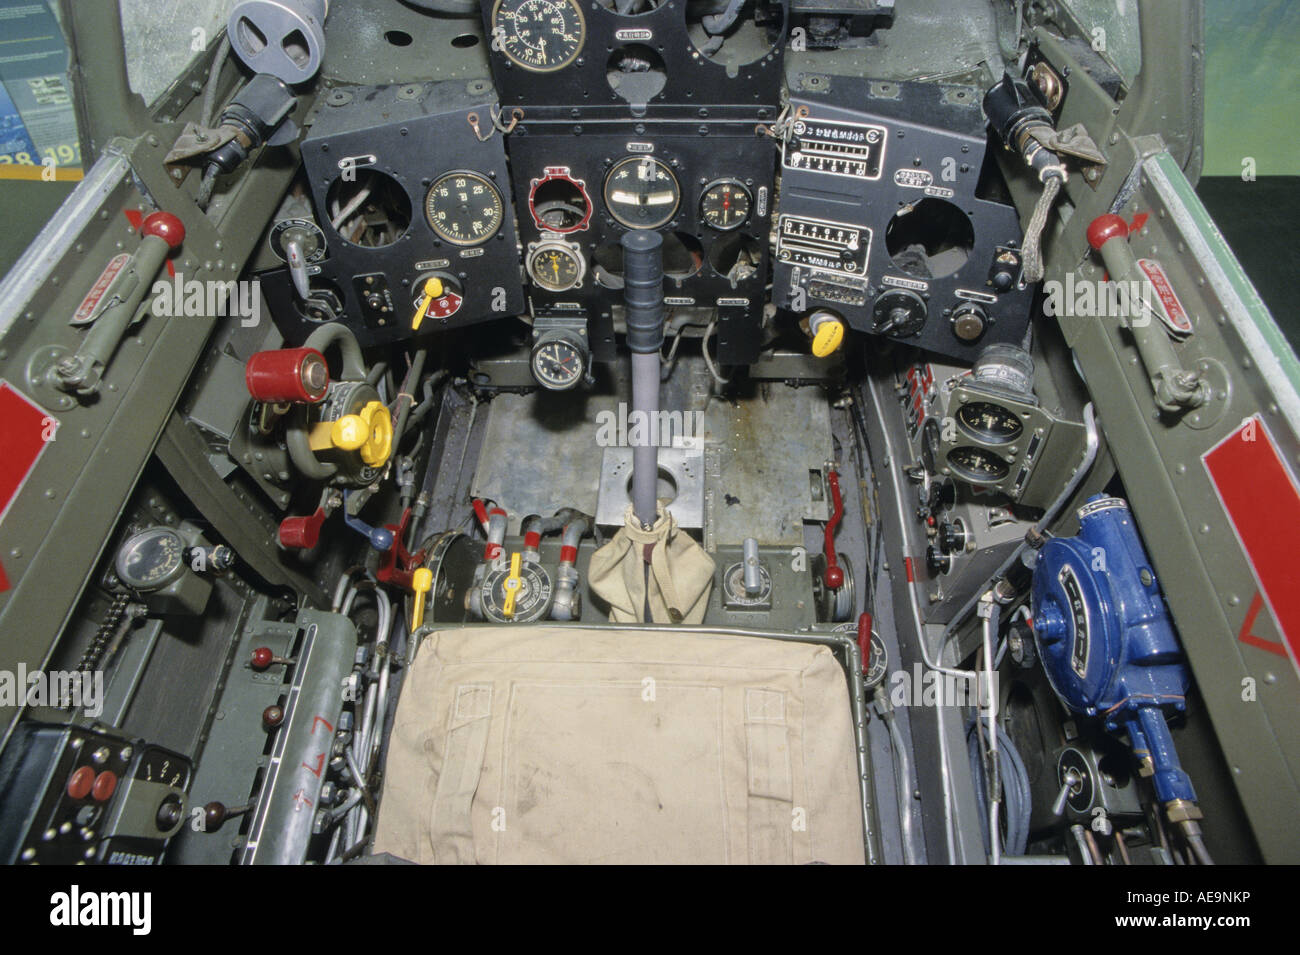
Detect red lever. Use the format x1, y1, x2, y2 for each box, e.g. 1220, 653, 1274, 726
279, 508, 327, 549
376, 508, 427, 588
141, 211, 186, 249
823, 469, 844, 590
857, 612, 873, 674
1086, 213, 1129, 251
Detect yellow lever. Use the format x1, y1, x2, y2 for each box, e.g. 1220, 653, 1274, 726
328, 400, 393, 466
810, 313, 846, 358
501, 552, 523, 619
411, 567, 433, 631
411, 277, 444, 331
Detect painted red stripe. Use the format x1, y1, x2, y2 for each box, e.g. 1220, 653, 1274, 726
559, 545, 578, 565
1203, 416, 1300, 669
904, 557, 914, 583
0, 382, 53, 527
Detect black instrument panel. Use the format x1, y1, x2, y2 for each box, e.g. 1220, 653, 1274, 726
505, 121, 777, 363
256, 8, 1034, 369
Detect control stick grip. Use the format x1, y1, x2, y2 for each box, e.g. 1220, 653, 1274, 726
621, 230, 665, 354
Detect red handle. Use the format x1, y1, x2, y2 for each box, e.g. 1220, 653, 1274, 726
823, 469, 844, 590
279, 508, 326, 549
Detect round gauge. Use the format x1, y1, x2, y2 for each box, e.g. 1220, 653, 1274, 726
528, 242, 584, 291
699, 179, 752, 231
491, 0, 586, 73
424, 171, 504, 246
946, 446, 1011, 483
603, 156, 681, 229
957, 401, 1024, 444
115, 527, 187, 592
530, 331, 588, 391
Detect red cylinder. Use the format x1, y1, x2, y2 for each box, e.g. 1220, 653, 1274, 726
245, 347, 329, 403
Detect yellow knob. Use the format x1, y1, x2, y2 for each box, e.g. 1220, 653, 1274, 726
411, 277, 444, 331
329, 400, 393, 466
411, 566, 433, 631
501, 552, 523, 619
811, 314, 846, 358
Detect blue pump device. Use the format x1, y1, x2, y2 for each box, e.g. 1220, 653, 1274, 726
1031, 495, 1197, 808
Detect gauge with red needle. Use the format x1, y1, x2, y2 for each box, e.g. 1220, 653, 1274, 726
529, 327, 589, 391
700, 178, 752, 231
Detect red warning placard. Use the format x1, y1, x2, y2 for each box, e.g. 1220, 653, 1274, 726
1203, 415, 1300, 670
0, 381, 54, 527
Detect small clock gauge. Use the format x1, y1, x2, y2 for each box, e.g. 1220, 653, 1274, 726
530, 328, 589, 391
699, 179, 752, 231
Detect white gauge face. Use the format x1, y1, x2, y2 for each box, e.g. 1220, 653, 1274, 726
492, 0, 586, 74
531, 338, 586, 390
604, 157, 681, 229
425, 172, 504, 246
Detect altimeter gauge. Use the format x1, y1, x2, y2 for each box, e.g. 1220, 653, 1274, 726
425, 171, 504, 246
491, 0, 586, 74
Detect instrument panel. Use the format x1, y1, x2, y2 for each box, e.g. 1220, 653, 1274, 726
256, 3, 1034, 370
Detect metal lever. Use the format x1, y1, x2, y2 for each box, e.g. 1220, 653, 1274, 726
1052, 767, 1084, 817
51, 211, 185, 397
1086, 214, 1208, 413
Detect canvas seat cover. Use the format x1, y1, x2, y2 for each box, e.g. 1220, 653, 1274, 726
373, 625, 866, 864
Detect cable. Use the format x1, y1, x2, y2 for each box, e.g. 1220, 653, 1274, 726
200, 34, 231, 130
874, 691, 918, 865
702, 320, 730, 387
1021, 171, 1064, 283
965, 718, 1032, 858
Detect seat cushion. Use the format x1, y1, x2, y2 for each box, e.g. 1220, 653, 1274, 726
373, 626, 865, 864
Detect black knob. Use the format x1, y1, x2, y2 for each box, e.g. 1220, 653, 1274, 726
926, 545, 951, 575
939, 521, 967, 555
155, 796, 183, 831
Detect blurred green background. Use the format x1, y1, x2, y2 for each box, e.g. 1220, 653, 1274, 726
1203, 0, 1300, 176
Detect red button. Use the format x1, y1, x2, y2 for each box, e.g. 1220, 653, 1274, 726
67, 766, 95, 800
91, 770, 117, 803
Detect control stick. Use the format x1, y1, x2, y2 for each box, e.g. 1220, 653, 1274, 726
622, 230, 666, 530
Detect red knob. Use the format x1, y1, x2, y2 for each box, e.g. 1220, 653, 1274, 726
141, 211, 186, 249
824, 565, 844, 589
251, 647, 274, 670
246, 347, 330, 404
1086, 214, 1128, 250
91, 770, 118, 803
67, 766, 95, 800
